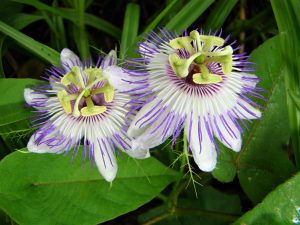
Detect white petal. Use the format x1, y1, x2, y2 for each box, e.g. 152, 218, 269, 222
27, 134, 67, 154
93, 140, 117, 182
124, 147, 150, 159
186, 116, 217, 172
60, 48, 81, 72
128, 98, 162, 137
24, 88, 47, 107
128, 101, 175, 152
101, 50, 117, 68
213, 115, 242, 152
103, 66, 133, 91
234, 99, 261, 119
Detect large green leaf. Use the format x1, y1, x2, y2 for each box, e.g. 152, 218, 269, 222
212, 145, 237, 183
271, 0, 300, 168
0, 150, 179, 225
233, 172, 300, 225
0, 79, 39, 151
0, 78, 38, 129
237, 36, 296, 203
211, 36, 296, 202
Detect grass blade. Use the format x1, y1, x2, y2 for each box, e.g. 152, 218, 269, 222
143, 0, 179, 34
120, 3, 140, 59
166, 0, 215, 33
73, 0, 89, 58
203, 0, 238, 31
13, 0, 121, 39
0, 20, 60, 66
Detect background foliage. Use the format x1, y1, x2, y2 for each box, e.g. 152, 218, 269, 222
0, 0, 299, 224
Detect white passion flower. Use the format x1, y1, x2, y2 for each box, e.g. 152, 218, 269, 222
127, 29, 263, 172
24, 48, 149, 182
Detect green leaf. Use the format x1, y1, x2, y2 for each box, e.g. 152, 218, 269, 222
233, 172, 300, 225
0, 0, 23, 21
120, 3, 140, 59
237, 36, 296, 203
5, 13, 43, 30
0, 79, 38, 150
139, 186, 241, 225
203, 0, 238, 31
271, 0, 300, 168
0, 78, 38, 128
0, 150, 179, 225
290, 91, 300, 110
0, 20, 60, 66
212, 145, 237, 183
165, 0, 214, 33
72, 0, 89, 58
211, 36, 296, 199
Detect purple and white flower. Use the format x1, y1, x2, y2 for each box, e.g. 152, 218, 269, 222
127, 29, 263, 172
24, 48, 149, 182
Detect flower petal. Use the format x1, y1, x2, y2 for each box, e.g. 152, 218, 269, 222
103, 65, 146, 92
186, 115, 217, 172
27, 133, 68, 154
234, 99, 261, 119
128, 98, 175, 150
101, 50, 117, 69
93, 139, 117, 182
24, 88, 47, 108
60, 48, 82, 72
124, 147, 150, 159
212, 114, 242, 152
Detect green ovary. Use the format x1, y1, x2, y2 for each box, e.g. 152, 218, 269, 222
168, 30, 233, 84
57, 67, 115, 117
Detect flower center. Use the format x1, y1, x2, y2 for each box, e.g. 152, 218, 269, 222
168, 30, 233, 84
57, 66, 114, 117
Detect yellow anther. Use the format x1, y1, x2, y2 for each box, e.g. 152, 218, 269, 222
59, 67, 115, 117
80, 96, 107, 116
84, 68, 102, 85
57, 90, 72, 114
92, 82, 115, 103
206, 47, 233, 75
168, 31, 234, 83
199, 35, 224, 52
81, 106, 107, 116
61, 66, 85, 88
169, 36, 194, 53
193, 73, 222, 84
169, 52, 202, 78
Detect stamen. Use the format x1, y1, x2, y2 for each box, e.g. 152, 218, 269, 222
58, 67, 114, 117
168, 30, 234, 84
169, 36, 194, 54
92, 82, 114, 103
61, 66, 85, 88
80, 96, 107, 116
57, 90, 73, 114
